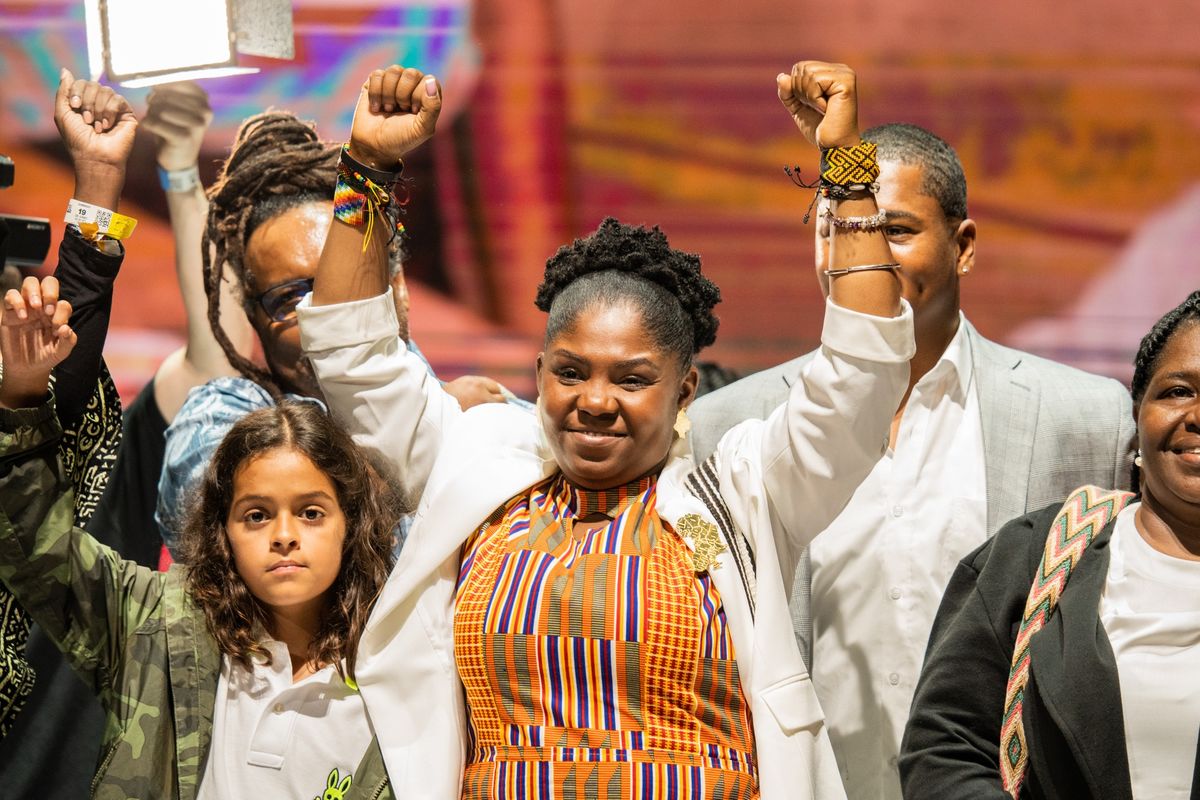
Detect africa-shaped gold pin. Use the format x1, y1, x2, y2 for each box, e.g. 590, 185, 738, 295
676, 513, 726, 573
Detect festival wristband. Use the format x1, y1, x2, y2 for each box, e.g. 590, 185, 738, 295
65, 199, 137, 240
157, 164, 202, 194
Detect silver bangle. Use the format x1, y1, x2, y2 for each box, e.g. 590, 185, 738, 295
823, 262, 899, 277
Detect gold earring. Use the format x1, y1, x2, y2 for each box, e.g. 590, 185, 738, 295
673, 408, 692, 439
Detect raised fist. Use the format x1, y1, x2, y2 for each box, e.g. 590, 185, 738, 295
347, 65, 442, 169
777, 61, 861, 150
54, 69, 137, 173
142, 81, 213, 172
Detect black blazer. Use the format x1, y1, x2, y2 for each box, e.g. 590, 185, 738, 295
899, 501, 1200, 800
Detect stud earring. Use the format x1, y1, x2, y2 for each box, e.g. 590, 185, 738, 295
1134, 450, 1143, 468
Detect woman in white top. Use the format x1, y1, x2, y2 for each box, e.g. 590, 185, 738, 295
901, 289, 1200, 800
298, 60, 914, 799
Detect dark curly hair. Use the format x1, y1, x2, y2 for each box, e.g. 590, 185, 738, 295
204, 112, 404, 396
179, 401, 400, 680
1129, 289, 1200, 487
534, 217, 721, 366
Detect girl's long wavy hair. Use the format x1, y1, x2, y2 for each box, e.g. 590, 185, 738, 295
179, 401, 400, 679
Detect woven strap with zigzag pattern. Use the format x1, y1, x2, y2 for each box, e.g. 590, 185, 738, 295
820, 141, 879, 186
999, 485, 1135, 797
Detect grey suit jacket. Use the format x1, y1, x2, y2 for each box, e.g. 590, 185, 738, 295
689, 318, 1137, 661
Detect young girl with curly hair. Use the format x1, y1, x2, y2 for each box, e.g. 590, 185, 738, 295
0, 278, 399, 799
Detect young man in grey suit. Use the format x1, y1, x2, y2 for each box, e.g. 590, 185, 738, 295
689, 122, 1136, 800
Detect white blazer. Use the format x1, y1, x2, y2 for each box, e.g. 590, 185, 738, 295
297, 290, 914, 800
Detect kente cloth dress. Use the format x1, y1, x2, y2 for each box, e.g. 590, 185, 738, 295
455, 473, 758, 799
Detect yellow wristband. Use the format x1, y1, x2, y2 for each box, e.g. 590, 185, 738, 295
66, 199, 137, 241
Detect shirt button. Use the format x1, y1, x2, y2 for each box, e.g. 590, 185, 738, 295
888, 755, 899, 768
889, 587, 902, 600
272, 702, 285, 714
891, 505, 904, 518
888, 672, 900, 686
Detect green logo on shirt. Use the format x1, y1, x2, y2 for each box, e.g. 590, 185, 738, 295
315, 767, 352, 800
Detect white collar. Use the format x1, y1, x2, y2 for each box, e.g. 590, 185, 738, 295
916, 311, 974, 400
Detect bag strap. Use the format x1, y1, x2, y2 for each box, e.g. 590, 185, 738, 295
999, 485, 1135, 797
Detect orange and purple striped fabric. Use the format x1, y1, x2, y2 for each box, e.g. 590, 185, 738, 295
454, 473, 759, 799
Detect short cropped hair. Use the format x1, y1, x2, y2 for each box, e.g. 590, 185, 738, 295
864, 123, 968, 222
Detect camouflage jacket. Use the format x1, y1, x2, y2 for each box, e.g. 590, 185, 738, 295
0, 404, 393, 799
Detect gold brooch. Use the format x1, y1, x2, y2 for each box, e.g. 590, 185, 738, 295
676, 513, 726, 573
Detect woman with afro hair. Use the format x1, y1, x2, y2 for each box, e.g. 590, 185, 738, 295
296, 62, 914, 799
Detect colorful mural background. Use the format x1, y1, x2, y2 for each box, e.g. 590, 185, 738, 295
1, 0, 1198, 399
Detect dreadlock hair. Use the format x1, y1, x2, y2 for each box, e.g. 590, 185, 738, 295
1129, 289, 1200, 487
180, 401, 400, 681
534, 217, 721, 368
203, 112, 339, 396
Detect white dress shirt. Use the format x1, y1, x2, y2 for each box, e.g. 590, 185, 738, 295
1101, 504, 1200, 800
197, 639, 373, 800
809, 314, 987, 800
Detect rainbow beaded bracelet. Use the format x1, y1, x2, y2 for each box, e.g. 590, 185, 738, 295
333, 145, 406, 251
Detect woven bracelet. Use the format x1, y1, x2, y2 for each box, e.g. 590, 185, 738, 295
785, 164, 880, 224
334, 151, 403, 251
820, 141, 880, 187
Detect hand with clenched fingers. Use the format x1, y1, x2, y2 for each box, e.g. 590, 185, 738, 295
55, 69, 137, 211
142, 81, 213, 172
776, 61, 862, 150
55, 69, 137, 174
347, 64, 443, 169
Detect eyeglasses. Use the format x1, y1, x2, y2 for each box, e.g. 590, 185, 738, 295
256, 277, 314, 323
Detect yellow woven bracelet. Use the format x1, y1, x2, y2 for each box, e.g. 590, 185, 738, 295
820, 141, 880, 187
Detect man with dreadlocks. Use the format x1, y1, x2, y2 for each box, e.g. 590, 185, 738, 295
155, 87, 518, 554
